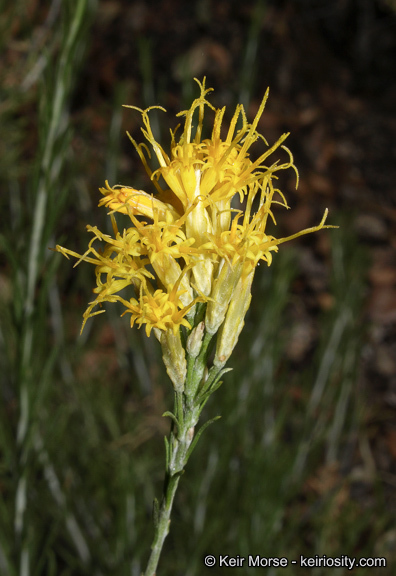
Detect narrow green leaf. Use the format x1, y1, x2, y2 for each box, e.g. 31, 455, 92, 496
186, 416, 221, 460
198, 367, 232, 401
164, 436, 170, 469
197, 379, 225, 407
162, 411, 180, 430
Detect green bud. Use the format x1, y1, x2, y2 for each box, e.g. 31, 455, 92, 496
161, 330, 187, 392
186, 321, 205, 358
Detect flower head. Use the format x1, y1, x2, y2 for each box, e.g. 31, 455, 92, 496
56, 78, 334, 353
119, 275, 201, 338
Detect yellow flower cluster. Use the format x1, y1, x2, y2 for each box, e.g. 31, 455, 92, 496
57, 78, 332, 375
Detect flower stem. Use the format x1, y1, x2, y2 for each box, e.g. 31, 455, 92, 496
143, 328, 213, 575
143, 394, 199, 576
143, 470, 182, 576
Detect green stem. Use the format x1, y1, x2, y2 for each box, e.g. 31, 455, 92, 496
143, 329, 213, 575
143, 471, 181, 576
143, 395, 199, 576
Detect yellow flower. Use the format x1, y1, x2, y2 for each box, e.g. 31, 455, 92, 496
56, 78, 334, 347
118, 280, 199, 338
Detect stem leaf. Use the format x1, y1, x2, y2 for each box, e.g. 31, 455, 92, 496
186, 415, 221, 460
198, 379, 225, 407
162, 411, 180, 429
198, 367, 232, 401
164, 436, 170, 469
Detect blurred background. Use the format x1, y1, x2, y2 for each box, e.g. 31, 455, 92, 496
1, 0, 396, 574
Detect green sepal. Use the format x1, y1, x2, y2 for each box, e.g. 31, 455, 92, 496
186, 415, 221, 460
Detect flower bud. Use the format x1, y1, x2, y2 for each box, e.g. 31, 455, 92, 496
205, 259, 243, 335
214, 270, 254, 368
161, 330, 187, 392
186, 321, 205, 358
